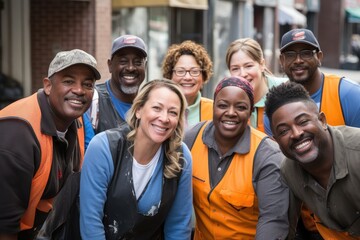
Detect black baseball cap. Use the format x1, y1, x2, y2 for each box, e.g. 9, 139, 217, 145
111, 35, 147, 58
280, 29, 321, 52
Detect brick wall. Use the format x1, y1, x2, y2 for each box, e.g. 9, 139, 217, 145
30, 0, 111, 92
95, 0, 112, 83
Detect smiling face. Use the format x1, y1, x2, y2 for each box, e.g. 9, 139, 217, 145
229, 50, 266, 102
213, 86, 252, 143
280, 43, 322, 86
171, 54, 204, 106
108, 47, 146, 99
135, 86, 181, 147
43, 64, 95, 131
271, 101, 329, 165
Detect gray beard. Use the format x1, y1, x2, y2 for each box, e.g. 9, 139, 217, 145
121, 85, 139, 95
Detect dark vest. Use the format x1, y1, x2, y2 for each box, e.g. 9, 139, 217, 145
96, 83, 126, 133
103, 125, 183, 240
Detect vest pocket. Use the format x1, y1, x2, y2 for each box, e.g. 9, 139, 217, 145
220, 189, 254, 210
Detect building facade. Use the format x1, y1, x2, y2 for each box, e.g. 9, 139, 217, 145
2, 0, 358, 102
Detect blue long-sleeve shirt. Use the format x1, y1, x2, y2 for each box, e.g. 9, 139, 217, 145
80, 131, 193, 240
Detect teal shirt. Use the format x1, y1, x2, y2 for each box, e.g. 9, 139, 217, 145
187, 92, 202, 127
250, 75, 287, 130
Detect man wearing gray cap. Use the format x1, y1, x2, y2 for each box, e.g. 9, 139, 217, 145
83, 35, 147, 148
0, 49, 100, 239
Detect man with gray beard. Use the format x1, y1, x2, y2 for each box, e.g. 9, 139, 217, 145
83, 35, 147, 148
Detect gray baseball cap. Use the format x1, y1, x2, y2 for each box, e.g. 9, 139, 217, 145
48, 49, 101, 80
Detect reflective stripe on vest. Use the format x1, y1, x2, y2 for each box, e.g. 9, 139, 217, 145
191, 122, 265, 239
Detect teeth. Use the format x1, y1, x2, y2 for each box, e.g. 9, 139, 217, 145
295, 140, 311, 150
123, 76, 135, 80
181, 84, 194, 87
69, 99, 82, 104
223, 121, 237, 125
154, 126, 167, 132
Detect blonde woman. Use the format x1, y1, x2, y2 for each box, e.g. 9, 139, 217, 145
226, 38, 287, 132
80, 79, 192, 239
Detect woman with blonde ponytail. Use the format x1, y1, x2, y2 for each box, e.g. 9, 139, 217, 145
80, 79, 192, 240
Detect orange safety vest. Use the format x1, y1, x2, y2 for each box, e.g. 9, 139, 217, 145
320, 74, 345, 125
199, 97, 213, 122
0, 93, 84, 230
256, 107, 265, 133
191, 122, 266, 239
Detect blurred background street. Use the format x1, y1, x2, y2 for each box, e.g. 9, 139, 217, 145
2, 0, 360, 108
321, 67, 360, 83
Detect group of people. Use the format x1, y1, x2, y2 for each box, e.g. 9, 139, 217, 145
1, 28, 360, 240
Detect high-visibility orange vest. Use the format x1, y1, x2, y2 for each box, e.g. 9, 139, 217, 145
191, 122, 266, 239
320, 75, 345, 125
199, 97, 213, 122
256, 107, 265, 133
0, 92, 84, 230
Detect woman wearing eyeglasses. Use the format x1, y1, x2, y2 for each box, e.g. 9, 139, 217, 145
162, 40, 213, 127
226, 38, 287, 132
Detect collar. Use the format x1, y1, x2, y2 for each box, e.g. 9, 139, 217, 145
202, 121, 251, 158
187, 92, 201, 111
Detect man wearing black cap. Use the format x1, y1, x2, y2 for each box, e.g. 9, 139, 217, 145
84, 35, 148, 148
264, 28, 360, 239
264, 28, 360, 135
0, 49, 100, 239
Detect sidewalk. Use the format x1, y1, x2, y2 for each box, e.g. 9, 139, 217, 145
321, 67, 360, 83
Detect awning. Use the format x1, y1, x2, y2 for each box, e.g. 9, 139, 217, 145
346, 8, 360, 23
278, 5, 307, 26
112, 0, 208, 10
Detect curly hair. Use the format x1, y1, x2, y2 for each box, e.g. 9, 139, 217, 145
226, 38, 272, 75
162, 40, 213, 83
126, 79, 187, 179
265, 81, 315, 125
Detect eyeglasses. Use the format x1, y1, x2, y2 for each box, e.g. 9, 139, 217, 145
172, 68, 203, 77
282, 50, 317, 62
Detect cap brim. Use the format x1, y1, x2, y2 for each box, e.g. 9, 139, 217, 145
88, 66, 101, 80
112, 46, 147, 58
280, 41, 320, 52
49, 63, 101, 80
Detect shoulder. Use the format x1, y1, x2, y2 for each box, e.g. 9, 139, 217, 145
105, 124, 130, 140
95, 81, 110, 97
181, 142, 192, 170
87, 131, 110, 150
266, 75, 288, 88
255, 137, 284, 167
332, 125, 360, 149
95, 82, 107, 90
184, 121, 207, 149
339, 77, 360, 92
200, 97, 213, 104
